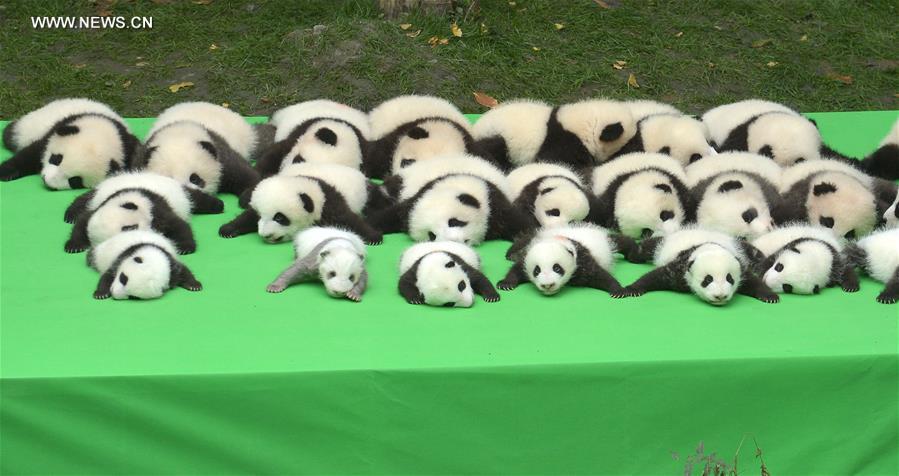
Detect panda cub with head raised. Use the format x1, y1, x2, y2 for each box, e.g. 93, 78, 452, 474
497, 223, 630, 297
847, 228, 899, 304
610, 100, 713, 167
398, 241, 499, 307
253, 100, 371, 178
219, 162, 382, 244
507, 163, 598, 228
87, 230, 202, 300
625, 227, 779, 305
0, 98, 140, 189
64, 172, 209, 254
133, 102, 261, 196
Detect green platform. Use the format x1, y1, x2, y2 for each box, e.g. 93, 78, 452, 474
1, 111, 898, 475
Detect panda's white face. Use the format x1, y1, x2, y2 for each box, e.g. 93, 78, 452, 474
41, 116, 125, 190
747, 114, 821, 167
318, 247, 364, 297
763, 241, 832, 295
884, 192, 899, 228
408, 177, 490, 245
280, 121, 363, 171
416, 252, 474, 307
111, 247, 171, 300
524, 240, 577, 295
806, 173, 877, 239
698, 175, 773, 239
533, 178, 590, 228
391, 120, 468, 173
87, 192, 154, 246
144, 123, 222, 194
614, 171, 684, 238
686, 244, 741, 305
251, 177, 325, 243
641, 115, 710, 167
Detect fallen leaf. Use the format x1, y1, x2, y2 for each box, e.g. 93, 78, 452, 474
260, 97, 271, 104
532, 46, 541, 51
751, 38, 773, 48
439, 38, 449, 45
480, 23, 488, 34
428, 36, 440, 46
192, 0, 213, 4
399, 23, 412, 30
627, 73, 640, 88
168, 81, 194, 93
176, 62, 191, 68
894, 93, 899, 98
72, 63, 87, 69
406, 29, 422, 38
826, 72, 854, 85
766, 61, 779, 67
708, 62, 716, 68
209, 43, 219, 50
473, 92, 499, 108
221, 102, 230, 108
508, 1, 516, 5
713, 25, 723, 31
451, 23, 462, 37
554, 23, 565, 30
612, 60, 627, 70
800, 34, 808, 42
122, 80, 132, 89
593, 0, 610, 8
674, 31, 683, 37
104, 80, 114, 87
135, 61, 149, 67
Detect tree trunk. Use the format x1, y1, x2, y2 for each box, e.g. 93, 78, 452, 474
378, 0, 453, 19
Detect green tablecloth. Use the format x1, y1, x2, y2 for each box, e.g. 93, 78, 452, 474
1, 111, 897, 475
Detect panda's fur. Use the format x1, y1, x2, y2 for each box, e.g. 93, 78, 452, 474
0, 99, 140, 188
612, 112, 712, 167
590, 152, 694, 238
702, 100, 796, 148
856, 118, 899, 180
266, 227, 368, 301
624, 100, 681, 121
87, 230, 202, 300
369, 154, 536, 245
750, 225, 859, 295
134, 102, 260, 196
885, 190, 899, 228
686, 152, 781, 238
398, 241, 499, 307
625, 227, 778, 305
847, 228, 899, 304
471, 99, 553, 169
507, 163, 596, 227
219, 162, 382, 244
775, 159, 897, 239
365, 95, 485, 179
63, 172, 207, 254
497, 223, 627, 297
253, 100, 371, 178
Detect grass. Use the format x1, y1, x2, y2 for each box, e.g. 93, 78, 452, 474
0, 0, 896, 119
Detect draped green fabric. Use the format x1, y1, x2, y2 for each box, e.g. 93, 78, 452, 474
1, 111, 897, 475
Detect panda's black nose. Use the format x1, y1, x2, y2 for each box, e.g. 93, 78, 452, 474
68, 176, 84, 189
119, 273, 129, 285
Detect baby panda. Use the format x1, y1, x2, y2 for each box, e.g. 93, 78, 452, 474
685, 152, 781, 239
253, 100, 371, 178
775, 159, 898, 239
472, 98, 636, 170
497, 223, 629, 297
63, 171, 204, 254
625, 227, 779, 305
0, 98, 140, 189
610, 100, 713, 167
590, 152, 694, 239
219, 162, 382, 244
133, 102, 261, 196
87, 230, 202, 300
854, 117, 899, 180
846, 228, 899, 304
398, 241, 499, 307
266, 227, 368, 301
507, 163, 599, 228
365, 95, 486, 179
369, 153, 536, 245
750, 225, 859, 295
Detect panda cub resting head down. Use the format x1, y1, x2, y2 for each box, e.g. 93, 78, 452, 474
87, 230, 202, 300
507, 162, 598, 228
0, 98, 140, 189
398, 241, 500, 307
846, 228, 899, 304
611, 100, 712, 167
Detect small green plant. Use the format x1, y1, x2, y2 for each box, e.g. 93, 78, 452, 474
675, 436, 770, 476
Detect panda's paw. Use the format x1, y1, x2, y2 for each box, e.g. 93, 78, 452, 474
407, 299, 424, 305
876, 293, 897, 304
266, 283, 287, 293
177, 247, 196, 255
93, 291, 111, 300
842, 284, 860, 293
496, 280, 517, 291
365, 238, 383, 246
0, 170, 22, 182
483, 294, 501, 303
609, 288, 630, 299
623, 287, 644, 297
758, 293, 780, 304
65, 242, 88, 253
186, 283, 203, 292
218, 225, 240, 238
346, 290, 363, 302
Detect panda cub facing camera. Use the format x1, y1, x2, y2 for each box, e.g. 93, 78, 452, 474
0, 98, 140, 189
847, 227, 899, 304
87, 230, 202, 300
398, 241, 500, 307
266, 227, 368, 301
507, 163, 598, 228
611, 100, 713, 167
497, 223, 632, 297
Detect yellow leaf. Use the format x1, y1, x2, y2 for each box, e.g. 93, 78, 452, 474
480, 23, 488, 34
766, 61, 778, 67
674, 31, 683, 38
135, 61, 149, 67
593, 0, 610, 8
399, 23, 412, 30
261, 97, 271, 104
800, 34, 808, 42
428, 36, 440, 46
192, 0, 213, 4
554, 23, 565, 30
473, 92, 499, 108
72, 63, 87, 69
627, 73, 640, 88
122, 80, 132, 89
532, 46, 541, 51
439, 38, 449, 45
168, 81, 194, 93
508, 1, 516, 5
708, 62, 716, 69
221, 102, 230, 108
406, 29, 422, 38
713, 25, 723, 30
894, 93, 899, 99
209, 43, 218, 50
751, 38, 772, 48
825, 72, 854, 85
613, 60, 627, 68
451, 23, 462, 37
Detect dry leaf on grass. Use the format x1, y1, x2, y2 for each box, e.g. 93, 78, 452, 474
399, 23, 412, 30
766, 61, 779, 67
554, 23, 565, 30
428, 36, 439, 46
894, 93, 899, 99
708, 62, 716, 68
593, 0, 610, 8
826, 72, 854, 85
800, 34, 808, 42
508, 1, 516, 6
674, 31, 683, 38
261, 97, 271, 104
451, 23, 462, 37
122, 80, 132, 89
532, 46, 541, 51
209, 43, 218, 50
222, 102, 230, 108
168, 81, 194, 93
72, 63, 87, 69
612, 60, 627, 70
406, 29, 422, 38
480, 23, 488, 34
135, 61, 149, 67
192, 0, 213, 4
473, 92, 498, 108
627, 73, 640, 88
751, 38, 773, 48
439, 38, 449, 45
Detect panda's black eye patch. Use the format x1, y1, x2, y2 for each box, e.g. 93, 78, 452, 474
48, 154, 63, 166
315, 127, 338, 146
428, 232, 436, 241
819, 216, 835, 228
794, 157, 806, 164
813, 182, 838, 196
56, 125, 80, 136
658, 146, 671, 155
327, 271, 336, 278
701, 275, 713, 287
445, 261, 456, 268
456, 193, 480, 209
783, 284, 793, 293
539, 187, 555, 195
599, 122, 624, 142
121, 202, 138, 210
189, 173, 206, 188
689, 153, 703, 163
742, 208, 758, 224
448, 218, 467, 227
400, 158, 416, 168
533, 266, 541, 277
726, 273, 734, 285
118, 273, 129, 286
407, 126, 429, 139
199, 141, 217, 157
718, 180, 744, 193
273, 212, 290, 226
654, 183, 672, 193
292, 154, 305, 164
134, 257, 143, 263
458, 280, 467, 292
758, 145, 774, 158
660, 210, 675, 221
299, 193, 315, 213
121, 224, 138, 231
774, 262, 784, 272
545, 208, 561, 217
553, 264, 564, 275
68, 176, 84, 189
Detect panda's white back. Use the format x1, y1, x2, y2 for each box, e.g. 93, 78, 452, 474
539, 223, 615, 270
89, 230, 176, 273
9, 98, 121, 149
271, 100, 371, 141
779, 158, 871, 193
398, 153, 509, 200
279, 162, 368, 213
856, 228, 899, 282
88, 171, 192, 220
148, 102, 256, 158
591, 152, 685, 195
507, 162, 582, 199
399, 241, 480, 273
686, 152, 782, 188
625, 100, 681, 121
655, 227, 741, 266
471, 99, 552, 166
557, 99, 636, 161
702, 99, 797, 146
369, 95, 469, 139
294, 226, 365, 258
751, 225, 843, 257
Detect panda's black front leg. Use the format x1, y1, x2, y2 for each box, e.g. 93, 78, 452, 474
333, 212, 383, 245
582, 265, 628, 298
185, 187, 225, 215
64, 190, 97, 223
0, 139, 44, 181
367, 201, 412, 234
610, 234, 641, 263
219, 209, 260, 238
398, 269, 424, 304
173, 263, 203, 291
737, 272, 780, 304
363, 183, 395, 216
93, 269, 116, 299
839, 262, 860, 293
459, 262, 500, 302
497, 262, 527, 291
65, 214, 92, 253
219, 158, 261, 197
152, 211, 197, 254
876, 270, 899, 304
504, 231, 537, 261
624, 265, 675, 297
630, 236, 664, 264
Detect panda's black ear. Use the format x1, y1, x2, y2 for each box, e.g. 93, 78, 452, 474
299, 193, 315, 213
658, 146, 671, 155
56, 124, 80, 136
199, 141, 217, 158
599, 122, 624, 142
407, 126, 429, 140
315, 127, 338, 146
808, 118, 818, 127
108, 160, 122, 175
718, 180, 744, 193
813, 182, 838, 196
758, 145, 774, 158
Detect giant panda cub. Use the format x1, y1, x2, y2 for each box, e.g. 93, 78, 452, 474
0, 98, 140, 189
855, 118, 899, 180
847, 228, 899, 304
253, 100, 371, 178
590, 152, 694, 239
775, 159, 898, 239
398, 241, 499, 307
507, 163, 598, 228
87, 230, 202, 300
471, 98, 636, 170
750, 225, 859, 295
625, 227, 779, 305
64, 172, 205, 254
369, 153, 536, 245
686, 152, 781, 239
133, 102, 261, 196
610, 100, 712, 167
497, 223, 629, 297
266, 227, 368, 301
219, 162, 382, 244
365, 95, 485, 179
